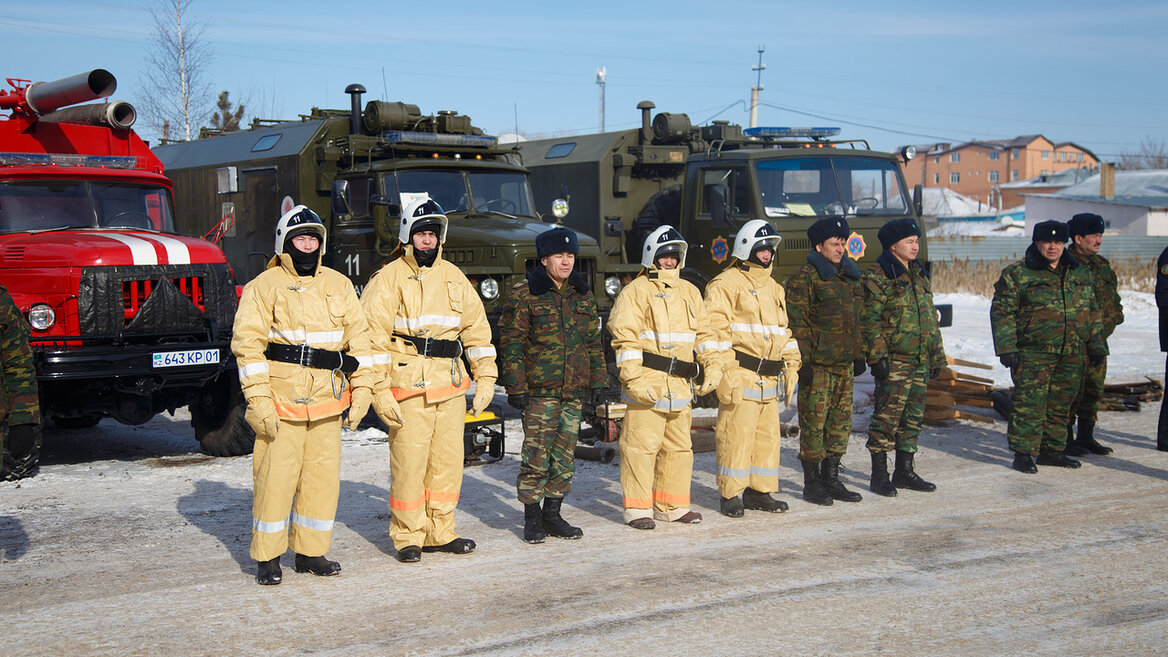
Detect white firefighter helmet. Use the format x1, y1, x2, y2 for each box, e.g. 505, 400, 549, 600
731, 219, 782, 261
273, 204, 326, 253
398, 192, 448, 245
640, 225, 688, 269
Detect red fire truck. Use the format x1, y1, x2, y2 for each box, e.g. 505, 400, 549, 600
0, 70, 250, 479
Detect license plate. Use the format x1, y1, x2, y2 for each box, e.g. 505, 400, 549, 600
152, 348, 221, 368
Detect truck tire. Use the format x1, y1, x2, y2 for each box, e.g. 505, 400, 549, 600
191, 374, 255, 457
1, 423, 42, 481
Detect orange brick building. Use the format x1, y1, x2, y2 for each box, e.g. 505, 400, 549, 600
900, 135, 1098, 208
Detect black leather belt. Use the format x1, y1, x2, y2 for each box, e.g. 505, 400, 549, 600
265, 343, 359, 374
641, 351, 699, 379
392, 332, 464, 358
734, 349, 785, 376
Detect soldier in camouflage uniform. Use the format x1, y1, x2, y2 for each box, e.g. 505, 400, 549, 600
860, 218, 945, 497
1064, 213, 1124, 456
499, 227, 607, 544
0, 285, 41, 481
785, 218, 866, 506
991, 220, 1105, 473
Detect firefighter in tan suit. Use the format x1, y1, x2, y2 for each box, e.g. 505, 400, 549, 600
361, 194, 497, 563
705, 220, 801, 517
233, 205, 391, 586
608, 226, 725, 530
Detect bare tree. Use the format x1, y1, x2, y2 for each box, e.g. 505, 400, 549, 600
207, 90, 244, 134
138, 0, 213, 142
1118, 136, 1168, 170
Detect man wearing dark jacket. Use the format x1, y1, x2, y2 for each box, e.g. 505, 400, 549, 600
1157, 244, 1168, 451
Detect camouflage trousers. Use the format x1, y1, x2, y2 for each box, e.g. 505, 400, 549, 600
1008, 351, 1083, 455
867, 359, 929, 453
1069, 357, 1107, 423
798, 364, 853, 462
517, 396, 581, 505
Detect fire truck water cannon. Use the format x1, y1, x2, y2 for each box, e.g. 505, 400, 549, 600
0, 69, 136, 129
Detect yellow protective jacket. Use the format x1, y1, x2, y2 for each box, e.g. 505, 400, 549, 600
705, 262, 802, 404
232, 254, 374, 419
361, 248, 497, 403
608, 268, 726, 412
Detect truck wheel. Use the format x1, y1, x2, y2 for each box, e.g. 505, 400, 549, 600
191, 374, 255, 457
1, 423, 42, 481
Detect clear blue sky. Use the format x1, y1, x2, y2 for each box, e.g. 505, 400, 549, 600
4, 0, 1167, 159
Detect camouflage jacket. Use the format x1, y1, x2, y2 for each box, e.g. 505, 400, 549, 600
784, 252, 864, 367
860, 253, 945, 368
1069, 245, 1124, 339
991, 245, 1105, 358
0, 286, 40, 426
498, 266, 606, 397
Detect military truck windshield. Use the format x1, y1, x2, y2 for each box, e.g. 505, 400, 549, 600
388, 170, 535, 218
755, 156, 909, 218
0, 180, 176, 233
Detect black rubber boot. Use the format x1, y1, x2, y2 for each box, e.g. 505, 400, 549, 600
542, 497, 583, 539
742, 487, 788, 513
256, 557, 282, 585
891, 450, 937, 492
294, 553, 341, 576
720, 495, 745, 517
1036, 450, 1082, 468
1076, 419, 1112, 455
422, 538, 476, 554
1064, 421, 1089, 456
1012, 451, 1037, 474
523, 502, 546, 544
820, 456, 862, 503
800, 460, 834, 506
869, 451, 898, 497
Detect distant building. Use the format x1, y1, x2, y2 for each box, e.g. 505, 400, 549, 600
1023, 166, 1168, 236
900, 135, 1098, 207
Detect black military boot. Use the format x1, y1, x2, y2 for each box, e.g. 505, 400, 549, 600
742, 487, 788, 513
256, 557, 282, 585
1064, 421, 1089, 456
523, 502, 546, 544
869, 451, 898, 497
720, 495, 745, 517
1076, 419, 1113, 455
800, 460, 834, 506
294, 553, 341, 577
542, 497, 583, 539
1012, 451, 1037, 474
820, 456, 862, 503
891, 450, 937, 492
1036, 449, 1082, 468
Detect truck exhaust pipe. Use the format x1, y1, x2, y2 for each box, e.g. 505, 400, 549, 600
637, 100, 655, 145
39, 100, 136, 129
25, 69, 117, 116
345, 83, 366, 136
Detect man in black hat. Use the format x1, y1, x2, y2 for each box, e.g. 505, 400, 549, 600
1158, 244, 1168, 451
991, 220, 1105, 473
1064, 213, 1123, 456
785, 218, 866, 505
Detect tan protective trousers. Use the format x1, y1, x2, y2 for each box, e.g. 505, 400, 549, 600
619, 405, 694, 523
388, 394, 465, 551
250, 415, 342, 562
714, 397, 782, 499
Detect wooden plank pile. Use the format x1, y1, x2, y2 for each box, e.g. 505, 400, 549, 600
925, 356, 1000, 425
1100, 378, 1164, 412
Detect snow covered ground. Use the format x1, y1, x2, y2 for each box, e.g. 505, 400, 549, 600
2, 293, 1165, 656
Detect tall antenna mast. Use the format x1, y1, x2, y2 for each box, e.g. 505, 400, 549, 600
596, 66, 607, 132
750, 46, 765, 128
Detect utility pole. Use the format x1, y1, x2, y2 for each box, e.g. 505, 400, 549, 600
596, 66, 607, 132
750, 46, 765, 128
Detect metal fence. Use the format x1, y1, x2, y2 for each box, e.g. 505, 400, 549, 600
927, 235, 1168, 262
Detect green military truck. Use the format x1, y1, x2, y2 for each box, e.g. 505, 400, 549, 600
515, 100, 951, 327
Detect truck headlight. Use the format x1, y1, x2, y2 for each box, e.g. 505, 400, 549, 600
479, 278, 499, 300
28, 303, 55, 330
552, 198, 569, 219
603, 276, 622, 298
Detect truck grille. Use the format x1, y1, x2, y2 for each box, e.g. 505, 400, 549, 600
79, 263, 235, 341
123, 276, 205, 325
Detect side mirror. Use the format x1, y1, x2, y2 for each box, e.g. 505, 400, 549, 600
709, 183, 731, 227
370, 194, 401, 245
331, 179, 351, 216
912, 184, 923, 218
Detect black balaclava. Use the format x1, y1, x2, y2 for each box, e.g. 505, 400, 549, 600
410, 220, 442, 267
284, 231, 321, 276
747, 243, 774, 267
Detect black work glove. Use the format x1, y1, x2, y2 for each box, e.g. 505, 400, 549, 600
1088, 353, 1105, 367
6, 424, 38, 453
589, 388, 608, 406
507, 393, 529, 411
929, 367, 941, 379
798, 364, 814, 386
870, 358, 889, 382
999, 353, 1020, 370
853, 359, 866, 377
